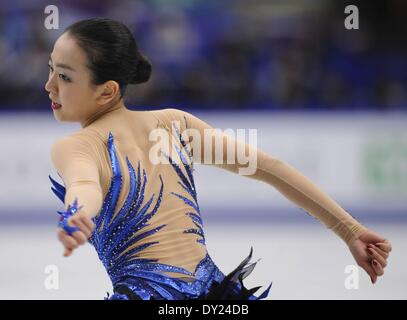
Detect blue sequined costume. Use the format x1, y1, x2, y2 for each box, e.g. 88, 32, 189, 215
49, 119, 272, 300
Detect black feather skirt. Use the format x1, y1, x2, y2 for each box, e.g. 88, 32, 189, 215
111, 247, 272, 300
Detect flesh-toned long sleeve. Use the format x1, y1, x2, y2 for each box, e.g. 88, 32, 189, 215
50, 135, 103, 218
161, 108, 368, 246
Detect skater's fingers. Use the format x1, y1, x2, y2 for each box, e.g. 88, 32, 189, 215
57, 228, 67, 242
64, 247, 73, 257
371, 259, 384, 276
71, 218, 92, 239
367, 247, 387, 268
375, 240, 392, 253
80, 215, 95, 233
361, 261, 377, 284
71, 230, 87, 245
62, 235, 78, 250
57, 229, 78, 250
367, 244, 389, 259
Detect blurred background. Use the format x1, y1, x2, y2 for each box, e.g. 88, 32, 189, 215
0, 0, 406, 299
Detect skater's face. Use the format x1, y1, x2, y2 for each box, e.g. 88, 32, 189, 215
45, 33, 120, 126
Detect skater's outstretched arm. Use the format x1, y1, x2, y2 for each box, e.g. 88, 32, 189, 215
160, 108, 392, 284
51, 135, 101, 257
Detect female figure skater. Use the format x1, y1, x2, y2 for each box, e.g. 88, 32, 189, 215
46, 18, 391, 300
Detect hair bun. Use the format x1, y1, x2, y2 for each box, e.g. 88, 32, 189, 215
129, 54, 152, 84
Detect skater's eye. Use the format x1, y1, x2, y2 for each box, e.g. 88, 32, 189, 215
48, 61, 71, 82
58, 73, 71, 82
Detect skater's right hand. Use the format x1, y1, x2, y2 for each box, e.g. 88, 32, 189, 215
57, 212, 95, 257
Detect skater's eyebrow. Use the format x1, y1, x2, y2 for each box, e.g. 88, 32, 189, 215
49, 56, 76, 72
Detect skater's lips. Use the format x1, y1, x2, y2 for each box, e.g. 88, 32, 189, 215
49, 95, 62, 110
51, 101, 62, 110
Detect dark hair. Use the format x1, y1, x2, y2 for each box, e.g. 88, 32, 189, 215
64, 18, 151, 97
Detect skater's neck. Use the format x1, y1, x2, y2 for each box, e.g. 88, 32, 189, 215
81, 99, 126, 128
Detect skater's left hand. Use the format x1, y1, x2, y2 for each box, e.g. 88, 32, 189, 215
347, 229, 392, 284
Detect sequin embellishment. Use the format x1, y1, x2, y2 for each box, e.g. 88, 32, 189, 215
49, 119, 272, 300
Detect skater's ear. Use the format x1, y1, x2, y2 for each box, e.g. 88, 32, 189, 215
95, 80, 120, 105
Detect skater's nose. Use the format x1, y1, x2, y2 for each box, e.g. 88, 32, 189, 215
45, 71, 58, 94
